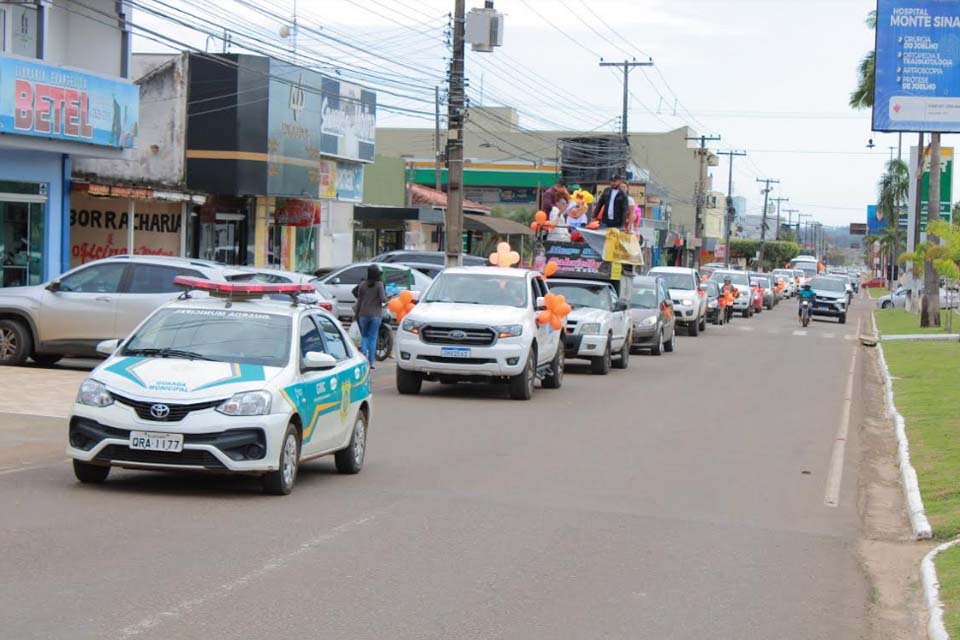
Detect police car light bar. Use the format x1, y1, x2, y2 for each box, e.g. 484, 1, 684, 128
173, 276, 316, 296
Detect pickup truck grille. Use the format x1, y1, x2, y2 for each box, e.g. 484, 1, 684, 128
421, 326, 496, 346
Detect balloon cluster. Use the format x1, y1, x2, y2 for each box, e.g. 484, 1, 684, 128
529, 210, 556, 233
387, 289, 416, 323
488, 241, 520, 267
536, 293, 572, 331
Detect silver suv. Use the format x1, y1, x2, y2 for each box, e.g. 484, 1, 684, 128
0, 256, 257, 366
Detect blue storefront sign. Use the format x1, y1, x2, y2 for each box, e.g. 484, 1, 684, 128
0, 55, 138, 147
336, 162, 364, 202
874, 0, 960, 132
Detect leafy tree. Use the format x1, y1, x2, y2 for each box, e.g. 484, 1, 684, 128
850, 11, 877, 109
899, 220, 960, 332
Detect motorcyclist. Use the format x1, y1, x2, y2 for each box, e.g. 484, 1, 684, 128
719, 276, 738, 323
797, 282, 815, 319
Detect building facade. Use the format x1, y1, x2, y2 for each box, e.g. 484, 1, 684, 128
0, 0, 137, 287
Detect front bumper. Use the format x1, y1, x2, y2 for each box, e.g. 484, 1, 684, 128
564, 332, 607, 358
732, 295, 751, 310
811, 299, 846, 317
673, 303, 698, 323
66, 403, 292, 473
631, 324, 660, 347
396, 331, 527, 377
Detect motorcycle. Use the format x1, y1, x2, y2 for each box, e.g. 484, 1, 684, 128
800, 300, 811, 328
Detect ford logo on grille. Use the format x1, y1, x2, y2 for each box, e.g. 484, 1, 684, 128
150, 403, 171, 419
449, 330, 468, 340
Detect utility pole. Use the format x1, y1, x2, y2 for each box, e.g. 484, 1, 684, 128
445, 0, 466, 267
434, 86, 443, 192
783, 207, 799, 238
716, 150, 746, 267
770, 196, 788, 240
686, 134, 721, 269
599, 58, 653, 137
756, 177, 780, 269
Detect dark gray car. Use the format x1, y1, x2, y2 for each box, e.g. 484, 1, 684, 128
629, 275, 676, 355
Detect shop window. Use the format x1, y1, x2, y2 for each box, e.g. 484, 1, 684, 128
127, 264, 203, 294
60, 263, 126, 293
1, 196, 44, 288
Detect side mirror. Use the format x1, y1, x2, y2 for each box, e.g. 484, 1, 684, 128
46, 279, 62, 292
410, 290, 421, 302
614, 300, 628, 312
302, 351, 337, 370
535, 296, 546, 310
96, 339, 120, 356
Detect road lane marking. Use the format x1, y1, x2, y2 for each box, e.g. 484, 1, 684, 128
115, 509, 388, 639
0, 461, 64, 476
824, 348, 859, 507
823, 332, 835, 339
792, 330, 807, 336
737, 326, 754, 331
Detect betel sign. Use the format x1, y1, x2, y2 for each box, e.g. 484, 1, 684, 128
0, 55, 139, 148
873, 0, 960, 132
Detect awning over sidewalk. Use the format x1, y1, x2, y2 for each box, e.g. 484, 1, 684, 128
417, 209, 532, 236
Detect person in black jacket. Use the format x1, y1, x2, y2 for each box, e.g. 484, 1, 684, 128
593, 176, 628, 228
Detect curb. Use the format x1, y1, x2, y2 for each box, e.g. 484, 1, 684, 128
876, 341, 934, 540
923, 538, 960, 640
883, 334, 960, 342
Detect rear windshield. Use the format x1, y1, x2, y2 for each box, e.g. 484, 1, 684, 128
630, 287, 658, 309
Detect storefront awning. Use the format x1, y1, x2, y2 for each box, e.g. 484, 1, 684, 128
417, 209, 532, 236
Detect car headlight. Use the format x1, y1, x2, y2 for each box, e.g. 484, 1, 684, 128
679, 298, 694, 306
738, 291, 748, 298
77, 379, 113, 407
217, 391, 272, 416
707, 300, 718, 309
579, 322, 601, 334
492, 324, 523, 338
640, 315, 658, 326
401, 318, 426, 334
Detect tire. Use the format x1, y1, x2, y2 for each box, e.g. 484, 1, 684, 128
263, 423, 300, 495
509, 347, 536, 400
839, 313, 847, 325
881, 301, 893, 309
32, 353, 63, 367
698, 314, 707, 332
650, 329, 663, 356
334, 410, 367, 474
73, 460, 110, 484
0, 319, 32, 366
802, 315, 809, 328
613, 334, 630, 369
590, 337, 612, 375
687, 318, 699, 337
664, 330, 676, 353
375, 325, 392, 362
396, 367, 422, 395
541, 346, 563, 389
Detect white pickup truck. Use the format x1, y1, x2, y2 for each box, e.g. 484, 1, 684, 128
394, 267, 564, 400
546, 279, 632, 374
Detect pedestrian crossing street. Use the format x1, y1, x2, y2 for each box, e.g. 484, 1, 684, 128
720, 324, 859, 340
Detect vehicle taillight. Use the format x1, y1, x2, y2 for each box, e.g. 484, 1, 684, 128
318, 301, 333, 312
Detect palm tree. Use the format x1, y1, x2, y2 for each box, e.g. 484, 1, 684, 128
877, 159, 909, 289
850, 11, 877, 109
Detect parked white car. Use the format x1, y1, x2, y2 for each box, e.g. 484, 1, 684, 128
648, 266, 708, 335
66, 278, 371, 495
876, 286, 959, 309
547, 279, 631, 374
394, 267, 563, 400
312, 263, 432, 322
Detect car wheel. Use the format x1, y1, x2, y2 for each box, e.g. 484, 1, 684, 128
839, 313, 847, 325
881, 301, 893, 309
0, 319, 32, 366
541, 346, 563, 389
73, 460, 110, 484
687, 318, 699, 337
263, 423, 300, 495
613, 334, 630, 369
509, 347, 536, 400
31, 353, 63, 367
590, 337, 612, 375
396, 367, 422, 395
650, 329, 663, 356
699, 314, 707, 331
335, 410, 367, 474
664, 330, 676, 353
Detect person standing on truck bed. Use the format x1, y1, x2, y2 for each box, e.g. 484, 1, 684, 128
594, 175, 628, 228
541, 180, 569, 215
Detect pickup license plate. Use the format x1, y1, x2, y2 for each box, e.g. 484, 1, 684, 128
129, 431, 184, 453
441, 347, 472, 359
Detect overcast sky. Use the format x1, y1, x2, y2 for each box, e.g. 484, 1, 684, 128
133, 0, 946, 227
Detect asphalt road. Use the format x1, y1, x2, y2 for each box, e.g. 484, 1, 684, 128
1, 297, 870, 639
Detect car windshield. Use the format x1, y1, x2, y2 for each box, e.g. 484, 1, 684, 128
122, 308, 291, 367
630, 286, 659, 309
423, 272, 527, 307
550, 283, 612, 311
651, 272, 696, 290
714, 271, 749, 286
811, 277, 846, 293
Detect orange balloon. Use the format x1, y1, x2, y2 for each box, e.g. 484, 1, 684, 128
398, 290, 413, 305
537, 310, 552, 325
550, 315, 564, 330
530, 222, 539, 231
387, 298, 404, 314
586, 220, 600, 230
534, 210, 547, 223
543, 261, 558, 277
557, 303, 572, 317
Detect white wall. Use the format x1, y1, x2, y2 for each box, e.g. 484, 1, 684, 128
317, 201, 354, 268
44, 0, 126, 77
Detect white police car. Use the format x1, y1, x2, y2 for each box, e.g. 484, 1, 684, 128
66, 278, 372, 495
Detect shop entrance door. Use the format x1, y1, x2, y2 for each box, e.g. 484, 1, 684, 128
0, 183, 46, 288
